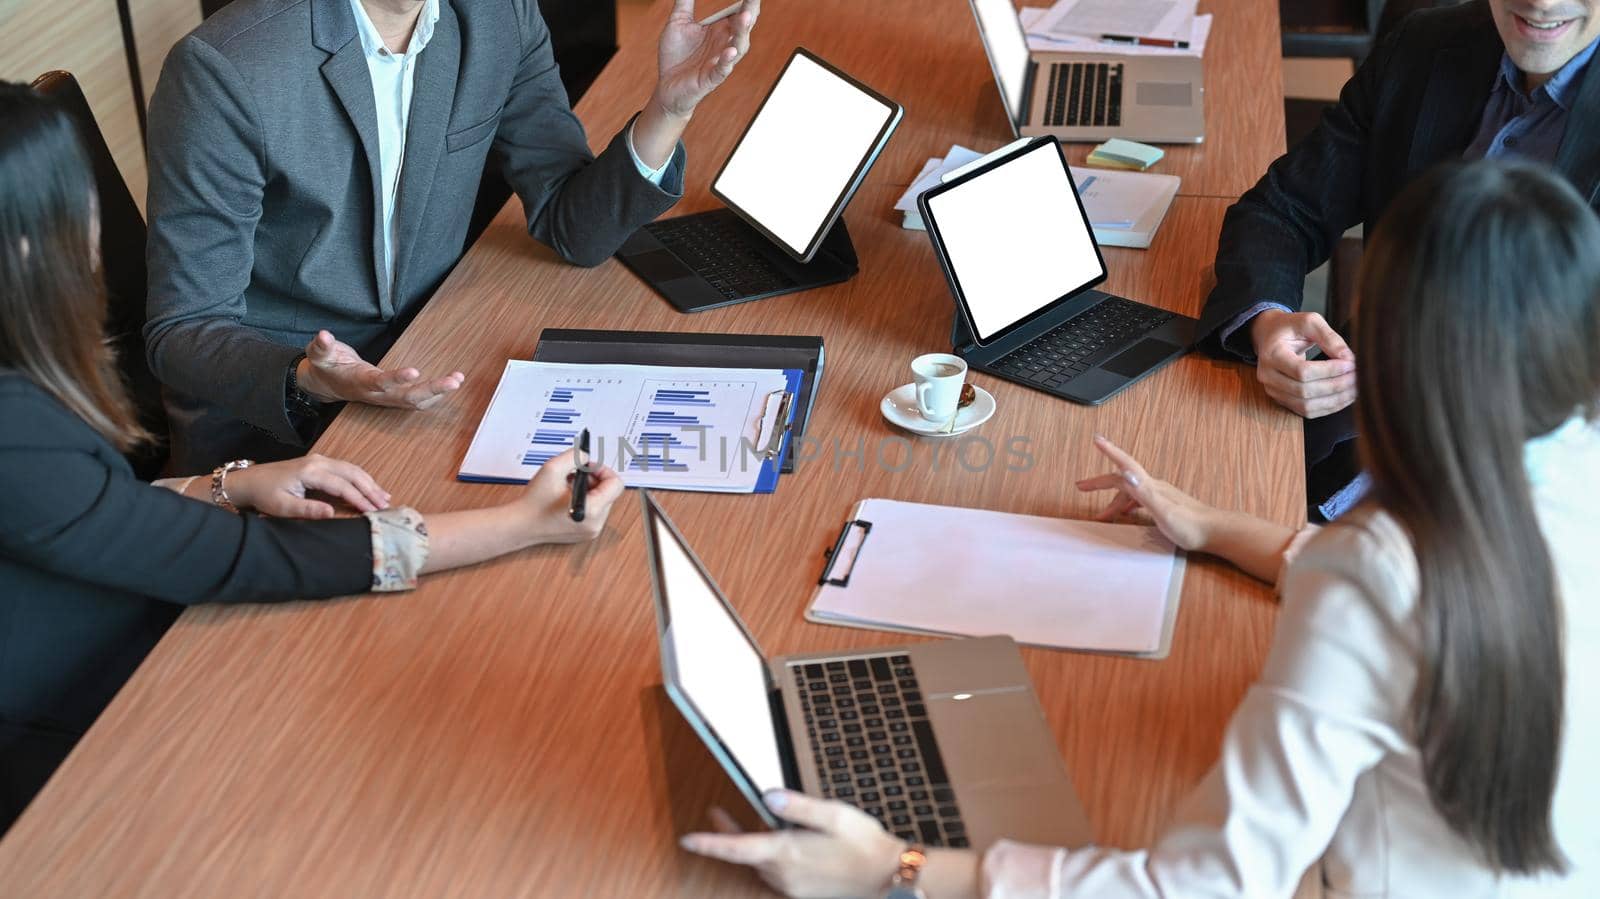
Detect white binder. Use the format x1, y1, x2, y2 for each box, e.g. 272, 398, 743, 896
807, 498, 1188, 659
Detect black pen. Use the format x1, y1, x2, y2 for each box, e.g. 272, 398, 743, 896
569, 428, 592, 522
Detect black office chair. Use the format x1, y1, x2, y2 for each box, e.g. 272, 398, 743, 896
464, 0, 621, 253
1281, 0, 1387, 63
31, 71, 171, 480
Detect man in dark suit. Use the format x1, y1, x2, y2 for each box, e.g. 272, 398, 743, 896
144, 0, 759, 473
1197, 0, 1600, 518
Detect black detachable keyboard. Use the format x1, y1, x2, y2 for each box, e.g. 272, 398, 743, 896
992, 296, 1174, 391
791, 655, 969, 848
1043, 62, 1123, 128
647, 213, 798, 301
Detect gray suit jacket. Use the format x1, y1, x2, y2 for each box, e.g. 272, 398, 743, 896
144, 0, 684, 473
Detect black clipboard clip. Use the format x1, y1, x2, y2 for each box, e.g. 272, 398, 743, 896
818, 519, 873, 587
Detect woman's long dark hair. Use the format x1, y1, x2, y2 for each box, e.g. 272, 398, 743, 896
0, 81, 149, 450
1356, 161, 1600, 874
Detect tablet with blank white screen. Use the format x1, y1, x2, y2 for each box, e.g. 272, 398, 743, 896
713, 49, 903, 263
920, 140, 1108, 346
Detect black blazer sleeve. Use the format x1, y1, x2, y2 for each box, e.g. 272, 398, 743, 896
1196, 16, 1412, 359
0, 382, 373, 605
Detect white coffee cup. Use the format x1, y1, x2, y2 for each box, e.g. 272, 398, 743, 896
911, 353, 968, 422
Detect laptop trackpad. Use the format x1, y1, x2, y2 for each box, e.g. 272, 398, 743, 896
1102, 338, 1179, 378
629, 249, 696, 282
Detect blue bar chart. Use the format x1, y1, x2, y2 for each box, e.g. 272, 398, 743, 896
459, 362, 790, 492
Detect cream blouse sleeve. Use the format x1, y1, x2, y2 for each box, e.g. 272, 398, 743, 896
982, 520, 1418, 898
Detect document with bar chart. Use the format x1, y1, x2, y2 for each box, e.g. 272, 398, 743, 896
458, 361, 800, 493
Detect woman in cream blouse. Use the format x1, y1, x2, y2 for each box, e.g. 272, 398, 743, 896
680, 162, 1597, 896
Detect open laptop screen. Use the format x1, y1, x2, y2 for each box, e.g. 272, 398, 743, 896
712, 49, 902, 263
969, 0, 1031, 129
920, 138, 1107, 345
648, 499, 788, 805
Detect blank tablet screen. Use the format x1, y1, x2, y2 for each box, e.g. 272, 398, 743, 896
923, 141, 1105, 343
654, 513, 787, 798
970, 0, 1031, 126
714, 51, 899, 260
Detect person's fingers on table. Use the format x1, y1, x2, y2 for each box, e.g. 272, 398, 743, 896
1097, 492, 1140, 523
1074, 472, 1128, 493
679, 831, 782, 865
369, 366, 425, 392
300, 466, 378, 513
326, 458, 392, 508
403, 373, 464, 409
1091, 435, 1152, 484
315, 457, 391, 510
274, 496, 338, 520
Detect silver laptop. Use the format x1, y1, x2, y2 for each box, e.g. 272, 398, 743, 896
969, 0, 1205, 144
643, 491, 1091, 850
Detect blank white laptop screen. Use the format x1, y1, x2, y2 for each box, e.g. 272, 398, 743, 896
655, 514, 787, 797
713, 51, 899, 259
970, 0, 1031, 127
923, 141, 1106, 343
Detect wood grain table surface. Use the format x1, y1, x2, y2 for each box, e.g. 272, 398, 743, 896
0, 1, 1298, 895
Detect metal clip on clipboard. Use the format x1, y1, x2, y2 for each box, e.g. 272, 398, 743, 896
818, 519, 873, 586
758, 389, 797, 461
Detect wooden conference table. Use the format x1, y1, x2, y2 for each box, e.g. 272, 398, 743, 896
0, 0, 1299, 894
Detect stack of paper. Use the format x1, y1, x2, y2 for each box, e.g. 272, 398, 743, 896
1034, 0, 1198, 47
807, 499, 1187, 658
893, 145, 983, 230
1020, 4, 1213, 57
459, 361, 796, 493
1086, 139, 1166, 171
893, 144, 1181, 249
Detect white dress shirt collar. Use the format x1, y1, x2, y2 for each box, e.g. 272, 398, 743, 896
349, 0, 438, 59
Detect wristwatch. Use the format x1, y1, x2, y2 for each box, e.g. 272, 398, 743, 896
285, 353, 328, 441
210, 459, 254, 512
883, 844, 928, 899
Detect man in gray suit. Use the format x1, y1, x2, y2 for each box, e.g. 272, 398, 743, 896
144, 0, 760, 472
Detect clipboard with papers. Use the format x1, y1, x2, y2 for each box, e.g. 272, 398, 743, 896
458, 361, 801, 494
806, 498, 1188, 658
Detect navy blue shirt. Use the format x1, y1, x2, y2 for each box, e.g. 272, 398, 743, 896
1464, 36, 1599, 162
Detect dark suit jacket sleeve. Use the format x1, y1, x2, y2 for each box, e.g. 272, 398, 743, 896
143, 35, 305, 444
1196, 18, 1410, 359
0, 386, 372, 605
494, 0, 684, 267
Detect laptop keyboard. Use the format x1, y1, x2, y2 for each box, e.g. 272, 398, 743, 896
1043, 62, 1123, 128
992, 296, 1174, 390
646, 212, 799, 300
791, 655, 970, 848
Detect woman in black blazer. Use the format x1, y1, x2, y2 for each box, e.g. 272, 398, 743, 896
0, 83, 624, 829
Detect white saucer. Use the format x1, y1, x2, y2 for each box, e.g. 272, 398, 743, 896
880, 383, 996, 437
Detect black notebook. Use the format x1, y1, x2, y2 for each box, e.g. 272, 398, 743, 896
531, 330, 825, 474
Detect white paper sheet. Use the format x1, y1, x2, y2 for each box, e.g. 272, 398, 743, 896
459, 361, 790, 492
1035, 0, 1198, 45
808, 499, 1185, 655
893, 145, 984, 213
1021, 6, 1213, 57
